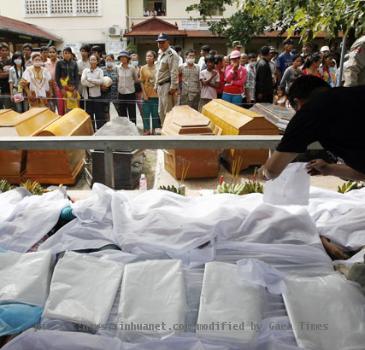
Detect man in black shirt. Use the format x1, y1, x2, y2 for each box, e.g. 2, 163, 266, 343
255, 46, 274, 103
259, 75, 365, 181
0, 42, 12, 109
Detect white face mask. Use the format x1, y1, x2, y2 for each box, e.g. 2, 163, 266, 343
106, 61, 114, 68
14, 59, 22, 66
187, 58, 195, 64
33, 62, 42, 67
131, 60, 139, 67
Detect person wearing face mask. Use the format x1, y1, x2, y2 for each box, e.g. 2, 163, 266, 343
8, 52, 28, 112
140, 50, 160, 135
81, 55, 105, 130
101, 54, 119, 121
20, 52, 52, 107
178, 49, 200, 111
245, 53, 257, 104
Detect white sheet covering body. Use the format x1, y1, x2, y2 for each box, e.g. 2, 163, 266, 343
0, 190, 69, 252
0, 250, 52, 306
43, 252, 123, 327
264, 163, 310, 205
118, 259, 186, 338
197, 262, 264, 343
283, 273, 365, 350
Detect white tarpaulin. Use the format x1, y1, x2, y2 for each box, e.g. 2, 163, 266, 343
43, 252, 123, 327
283, 273, 365, 350
264, 163, 310, 205
0, 190, 69, 252
222, 203, 321, 246
39, 184, 117, 255
0, 188, 30, 222
0, 250, 52, 306
197, 261, 264, 344
118, 259, 187, 339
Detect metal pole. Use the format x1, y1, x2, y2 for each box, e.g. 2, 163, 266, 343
338, 34, 347, 86
104, 147, 115, 188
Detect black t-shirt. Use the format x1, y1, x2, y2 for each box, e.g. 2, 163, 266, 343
277, 86, 365, 174
0, 58, 12, 94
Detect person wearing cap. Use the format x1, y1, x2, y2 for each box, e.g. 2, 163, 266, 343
116, 50, 138, 124
320, 45, 330, 58
276, 39, 295, 78
255, 46, 274, 103
344, 35, 365, 87
222, 50, 247, 106
198, 45, 211, 70
233, 40, 242, 52
155, 33, 179, 125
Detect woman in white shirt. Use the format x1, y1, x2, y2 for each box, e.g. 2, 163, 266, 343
20, 52, 52, 108
81, 55, 104, 130
117, 50, 138, 124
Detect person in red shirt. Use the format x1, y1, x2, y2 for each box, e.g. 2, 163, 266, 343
222, 50, 247, 105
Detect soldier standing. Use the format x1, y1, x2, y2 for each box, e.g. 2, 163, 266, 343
155, 33, 179, 125
344, 35, 365, 87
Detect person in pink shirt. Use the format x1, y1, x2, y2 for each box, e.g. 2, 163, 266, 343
222, 50, 247, 105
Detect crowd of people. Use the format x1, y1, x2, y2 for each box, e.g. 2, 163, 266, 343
0, 35, 356, 134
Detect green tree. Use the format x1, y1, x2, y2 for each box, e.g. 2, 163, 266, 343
187, 0, 365, 44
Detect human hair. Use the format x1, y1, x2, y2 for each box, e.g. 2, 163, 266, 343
91, 45, 102, 54
105, 54, 115, 60
283, 39, 294, 46
292, 54, 303, 64
174, 45, 182, 53
11, 51, 25, 68
303, 53, 321, 69
288, 75, 330, 108
214, 54, 224, 64
322, 53, 334, 66
22, 43, 32, 51
201, 45, 211, 53
63, 47, 73, 54
260, 46, 270, 56
0, 42, 9, 50
185, 49, 195, 56
205, 55, 215, 64
48, 46, 57, 53
40, 46, 49, 53
248, 53, 257, 60
80, 44, 91, 52
146, 50, 157, 59
209, 49, 217, 56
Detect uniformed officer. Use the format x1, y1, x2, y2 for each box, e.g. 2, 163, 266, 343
344, 35, 365, 87
155, 33, 179, 125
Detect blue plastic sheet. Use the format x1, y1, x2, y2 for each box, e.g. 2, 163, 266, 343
0, 304, 42, 336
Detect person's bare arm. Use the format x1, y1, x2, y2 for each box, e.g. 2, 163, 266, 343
258, 151, 298, 180
306, 159, 365, 181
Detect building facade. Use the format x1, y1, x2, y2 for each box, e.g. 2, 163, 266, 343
0, 0, 129, 55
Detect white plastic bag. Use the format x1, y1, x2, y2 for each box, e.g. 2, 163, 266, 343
118, 259, 187, 339
264, 163, 310, 205
197, 261, 264, 344
0, 250, 52, 306
283, 273, 365, 350
0, 188, 29, 222
43, 252, 123, 327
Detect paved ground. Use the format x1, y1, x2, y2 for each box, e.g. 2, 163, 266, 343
69, 104, 345, 195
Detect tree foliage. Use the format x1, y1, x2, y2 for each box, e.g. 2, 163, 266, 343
186, 0, 365, 44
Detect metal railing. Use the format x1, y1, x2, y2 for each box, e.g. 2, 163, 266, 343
0, 135, 321, 188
